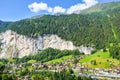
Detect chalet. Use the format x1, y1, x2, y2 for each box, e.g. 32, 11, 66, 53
32, 63, 38, 68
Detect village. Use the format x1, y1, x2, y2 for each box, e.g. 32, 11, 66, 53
3, 56, 120, 80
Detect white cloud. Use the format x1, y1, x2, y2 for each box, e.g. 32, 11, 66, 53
53, 6, 66, 14
84, 0, 98, 7
28, 0, 98, 14
28, 2, 52, 13
67, 4, 87, 14
28, 2, 66, 14
67, 0, 98, 14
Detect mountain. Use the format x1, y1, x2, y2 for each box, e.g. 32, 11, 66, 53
0, 30, 94, 58
31, 14, 45, 19
81, 2, 120, 14
8, 2, 120, 49
0, 20, 11, 32
0, 2, 120, 58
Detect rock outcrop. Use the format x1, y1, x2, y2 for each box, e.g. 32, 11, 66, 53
0, 30, 94, 58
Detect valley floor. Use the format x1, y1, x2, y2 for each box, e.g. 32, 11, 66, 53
0, 50, 120, 80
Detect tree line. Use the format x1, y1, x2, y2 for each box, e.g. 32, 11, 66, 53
0, 48, 82, 64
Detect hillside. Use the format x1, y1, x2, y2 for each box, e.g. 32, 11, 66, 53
7, 2, 120, 49
0, 20, 11, 32
81, 2, 120, 14
80, 50, 119, 69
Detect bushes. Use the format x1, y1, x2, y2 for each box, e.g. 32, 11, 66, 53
31, 70, 92, 80
91, 60, 97, 65
32, 75, 45, 80
0, 65, 5, 74
16, 48, 82, 63
1, 74, 16, 80
109, 43, 120, 60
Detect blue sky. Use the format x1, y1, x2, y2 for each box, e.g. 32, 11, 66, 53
0, 0, 119, 21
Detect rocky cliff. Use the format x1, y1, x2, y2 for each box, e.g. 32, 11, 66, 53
0, 30, 94, 58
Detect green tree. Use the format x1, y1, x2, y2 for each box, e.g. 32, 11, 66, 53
32, 75, 45, 80
0, 65, 5, 74
73, 58, 79, 64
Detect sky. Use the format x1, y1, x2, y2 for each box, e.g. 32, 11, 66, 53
0, 0, 119, 21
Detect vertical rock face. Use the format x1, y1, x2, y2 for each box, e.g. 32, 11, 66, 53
0, 30, 94, 58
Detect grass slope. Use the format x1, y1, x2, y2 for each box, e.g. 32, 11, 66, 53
81, 2, 120, 14
46, 55, 73, 64
27, 60, 36, 63
80, 51, 120, 69
0, 62, 3, 65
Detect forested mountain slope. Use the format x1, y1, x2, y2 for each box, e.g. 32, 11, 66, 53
0, 20, 11, 32
81, 2, 120, 14
7, 2, 120, 49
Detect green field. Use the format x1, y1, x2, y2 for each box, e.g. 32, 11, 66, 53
0, 62, 3, 65
27, 60, 36, 63
8, 58, 16, 63
46, 55, 73, 64
80, 50, 120, 69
